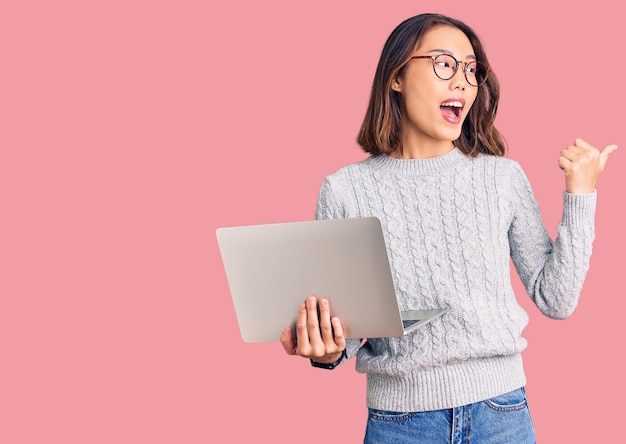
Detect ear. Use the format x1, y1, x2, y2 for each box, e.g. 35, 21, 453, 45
391, 76, 402, 93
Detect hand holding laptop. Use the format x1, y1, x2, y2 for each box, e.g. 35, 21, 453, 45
280, 295, 346, 365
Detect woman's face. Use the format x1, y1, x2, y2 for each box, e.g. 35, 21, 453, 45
392, 25, 479, 153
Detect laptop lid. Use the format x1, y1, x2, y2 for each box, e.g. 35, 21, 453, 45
216, 217, 444, 343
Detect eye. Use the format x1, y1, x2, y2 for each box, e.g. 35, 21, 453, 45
434, 55, 455, 69
466, 64, 477, 74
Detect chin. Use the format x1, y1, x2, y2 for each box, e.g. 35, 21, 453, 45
441, 129, 462, 142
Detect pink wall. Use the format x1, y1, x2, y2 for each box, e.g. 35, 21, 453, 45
2, 1, 624, 442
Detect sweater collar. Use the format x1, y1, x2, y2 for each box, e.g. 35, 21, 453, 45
367, 147, 468, 175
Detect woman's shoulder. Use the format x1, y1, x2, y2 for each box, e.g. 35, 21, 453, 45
473, 153, 534, 194
322, 156, 374, 182
474, 152, 525, 175
475, 152, 520, 166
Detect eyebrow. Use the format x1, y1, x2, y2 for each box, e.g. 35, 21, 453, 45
427, 49, 476, 60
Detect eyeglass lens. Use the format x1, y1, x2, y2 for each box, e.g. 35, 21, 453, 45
434, 54, 487, 86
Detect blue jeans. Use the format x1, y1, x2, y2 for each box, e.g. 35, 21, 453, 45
364, 387, 536, 443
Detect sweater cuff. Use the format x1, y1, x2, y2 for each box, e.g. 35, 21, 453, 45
561, 191, 596, 229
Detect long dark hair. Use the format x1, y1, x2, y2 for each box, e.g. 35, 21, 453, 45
357, 13, 506, 157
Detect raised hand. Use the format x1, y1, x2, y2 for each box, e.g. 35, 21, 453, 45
558, 138, 617, 194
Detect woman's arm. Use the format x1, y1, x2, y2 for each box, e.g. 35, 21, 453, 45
509, 138, 616, 319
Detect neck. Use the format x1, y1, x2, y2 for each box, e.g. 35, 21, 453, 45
390, 143, 456, 159
390, 132, 456, 159
371, 146, 465, 176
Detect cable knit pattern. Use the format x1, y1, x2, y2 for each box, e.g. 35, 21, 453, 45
315, 148, 596, 411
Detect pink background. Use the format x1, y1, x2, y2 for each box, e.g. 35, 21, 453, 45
2, 1, 624, 442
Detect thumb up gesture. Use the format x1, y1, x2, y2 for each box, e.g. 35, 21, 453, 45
558, 138, 617, 194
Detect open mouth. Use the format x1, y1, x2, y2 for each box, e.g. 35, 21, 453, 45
440, 100, 464, 122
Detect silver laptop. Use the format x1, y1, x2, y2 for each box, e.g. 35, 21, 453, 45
216, 217, 447, 343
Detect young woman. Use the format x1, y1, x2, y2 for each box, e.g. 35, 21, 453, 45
280, 13, 615, 443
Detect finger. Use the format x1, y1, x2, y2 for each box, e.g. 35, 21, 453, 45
280, 325, 297, 355
318, 298, 336, 346
558, 155, 571, 172
559, 145, 584, 170
561, 145, 584, 159
294, 300, 311, 353
560, 148, 578, 163
574, 137, 595, 151
561, 141, 587, 160
599, 144, 618, 168
305, 295, 323, 345
330, 317, 347, 350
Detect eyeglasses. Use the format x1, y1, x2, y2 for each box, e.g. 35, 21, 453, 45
410, 54, 490, 87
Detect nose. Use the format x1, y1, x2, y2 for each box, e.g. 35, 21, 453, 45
450, 62, 468, 90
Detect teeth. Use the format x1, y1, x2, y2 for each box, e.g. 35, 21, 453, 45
441, 101, 463, 108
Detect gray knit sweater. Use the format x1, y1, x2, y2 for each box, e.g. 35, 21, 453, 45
315, 148, 596, 412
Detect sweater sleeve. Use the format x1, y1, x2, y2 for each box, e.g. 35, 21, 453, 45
314, 176, 362, 361
315, 177, 345, 221
508, 162, 596, 319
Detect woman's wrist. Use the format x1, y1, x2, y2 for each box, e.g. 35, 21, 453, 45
310, 349, 346, 369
